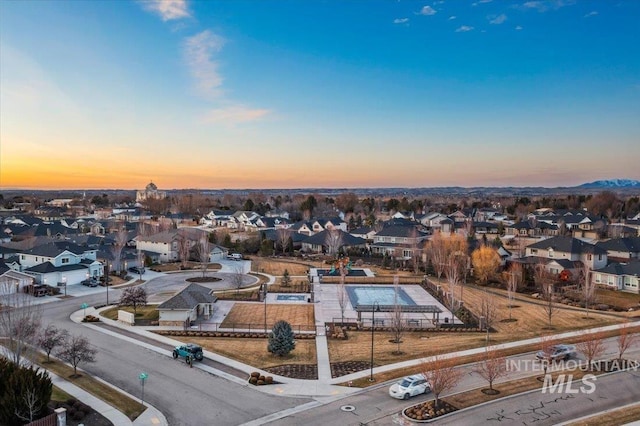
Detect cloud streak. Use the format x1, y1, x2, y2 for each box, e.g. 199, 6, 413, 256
520, 0, 575, 13
490, 14, 507, 24
201, 106, 270, 124
393, 18, 409, 24
584, 11, 598, 18
455, 25, 474, 32
140, 0, 190, 21
184, 30, 226, 99
417, 6, 437, 16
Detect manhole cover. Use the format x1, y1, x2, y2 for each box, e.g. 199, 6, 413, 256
340, 405, 356, 412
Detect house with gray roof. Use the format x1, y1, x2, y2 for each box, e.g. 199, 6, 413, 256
157, 283, 218, 326
592, 261, 640, 294
370, 224, 428, 261
596, 237, 640, 262
301, 229, 366, 255
525, 236, 607, 270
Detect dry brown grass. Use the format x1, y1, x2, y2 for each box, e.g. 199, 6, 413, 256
187, 336, 317, 368
221, 303, 315, 330
34, 353, 145, 420
251, 259, 314, 276
568, 403, 640, 426
435, 279, 623, 335
341, 325, 640, 387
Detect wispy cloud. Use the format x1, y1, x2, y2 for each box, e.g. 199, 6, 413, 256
473, 0, 493, 5
140, 0, 190, 21
417, 5, 437, 15
520, 0, 575, 12
489, 14, 508, 24
184, 30, 226, 99
201, 106, 270, 125
583, 11, 598, 18
515, 25, 523, 30
393, 18, 410, 24
449, 15, 457, 20
455, 25, 474, 32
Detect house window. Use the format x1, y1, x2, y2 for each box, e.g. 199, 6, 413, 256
598, 254, 602, 261
595, 274, 602, 283
548, 249, 554, 258
531, 249, 538, 255
61, 258, 69, 264
587, 254, 592, 261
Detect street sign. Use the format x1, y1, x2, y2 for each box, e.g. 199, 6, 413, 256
81, 303, 89, 309
139, 372, 148, 380
139, 372, 148, 404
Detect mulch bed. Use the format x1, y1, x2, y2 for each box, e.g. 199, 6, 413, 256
186, 276, 222, 283
404, 400, 457, 421
331, 361, 371, 378
49, 398, 113, 426
264, 364, 318, 380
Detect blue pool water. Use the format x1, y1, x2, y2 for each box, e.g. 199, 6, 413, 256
276, 294, 306, 301
346, 286, 416, 307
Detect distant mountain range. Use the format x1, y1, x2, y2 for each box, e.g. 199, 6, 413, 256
578, 179, 640, 188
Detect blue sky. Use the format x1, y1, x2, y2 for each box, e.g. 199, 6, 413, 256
1, 0, 639, 189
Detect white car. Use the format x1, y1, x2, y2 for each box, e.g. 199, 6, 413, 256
389, 374, 431, 400
536, 344, 577, 362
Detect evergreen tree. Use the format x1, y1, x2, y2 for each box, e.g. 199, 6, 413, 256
0, 361, 52, 425
281, 269, 292, 287
267, 320, 295, 356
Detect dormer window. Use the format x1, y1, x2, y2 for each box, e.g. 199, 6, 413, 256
61, 258, 69, 264
548, 249, 554, 258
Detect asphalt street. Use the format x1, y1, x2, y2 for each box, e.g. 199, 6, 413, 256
39, 291, 309, 426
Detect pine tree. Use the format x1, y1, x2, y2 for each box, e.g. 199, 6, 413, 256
267, 320, 295, 356
281, 269, 291, 287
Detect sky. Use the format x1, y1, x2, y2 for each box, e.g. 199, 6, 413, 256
1, 0, 639, 190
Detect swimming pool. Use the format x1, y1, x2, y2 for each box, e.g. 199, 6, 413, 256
276, 294, 307, 301
346, 286, 416, 307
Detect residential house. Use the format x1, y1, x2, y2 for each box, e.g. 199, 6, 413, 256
370, 225, 429, 260
135, 228, 207, 263
19, 241, 102, 286
300, 229, 366, 255
591, 261, 640, 294
525, 236, 607, 270
0, 262, 34, 295
595, 237, 640, 262
157, 283, 218, 326
311, 217, 348, 233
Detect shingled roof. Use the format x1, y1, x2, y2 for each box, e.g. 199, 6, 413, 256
527, 236, 606, 255
157, 283, 217, 310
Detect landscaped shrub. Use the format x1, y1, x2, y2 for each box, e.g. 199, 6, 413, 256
265, 376, 273, 384
257, 380, 265, 385
249, 377, 257, 385
268, 320, 295, 356
250, 372, 260, 378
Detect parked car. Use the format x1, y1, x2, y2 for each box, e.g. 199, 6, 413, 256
172, 343, 204, 362
389, 374, 430, 400
81, 277, 99, 287
129, 266, 146, 274
536, 344, 576, 362
228, 253, 243, 261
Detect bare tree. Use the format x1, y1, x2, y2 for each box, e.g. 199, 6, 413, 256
118, 287, 147, 314
324, 229, 344, 257
56, 334, 97, 377
616, 322, 639, 361
536, 262, 557, 329
197, 236, 211, 278
505, 263, 523, 321
110, 227, 129, 274
576, 331, 606, 371
15, 387, 44, 424
232, 264, 245, 295
538, 333, 555, 375
176, 229, 191, 269
580, 262, 596, 318
37, 324, 68, 363
474, 348, 507, 392
336, 274, 348, 326
389, 276, 407, 355
480, 290, 497, 343
420, 355, 464, 409
276, 228, 291, 255
427, 231, 447, 280
0, 293, 42, 365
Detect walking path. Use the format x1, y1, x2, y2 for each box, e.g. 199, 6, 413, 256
52, 269, 640, 425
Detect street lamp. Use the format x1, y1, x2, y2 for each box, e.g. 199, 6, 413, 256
369, 301, 381, 382
62, 275, 67, 297
263, 283, 268, 333
105, 261, 110, 305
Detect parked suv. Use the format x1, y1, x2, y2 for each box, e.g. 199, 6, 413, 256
129, 266, 146, 275
81, 277, 99, 287
389, 374, 431, 400
172, 343, 204, 362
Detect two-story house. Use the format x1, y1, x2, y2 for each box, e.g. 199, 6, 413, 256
595, 237, 640, 262
525, 236, 608, 275
19, 241, 102, 286
591, 261, 640, 294
370, 225, 429, 260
